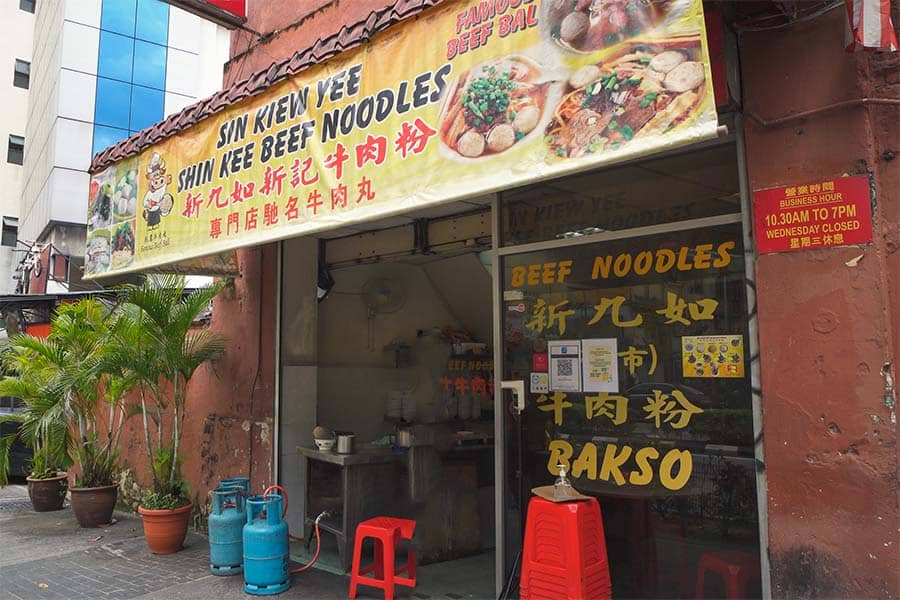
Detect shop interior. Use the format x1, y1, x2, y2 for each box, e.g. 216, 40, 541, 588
278, 138, 762, 598
281, 195, 498, 598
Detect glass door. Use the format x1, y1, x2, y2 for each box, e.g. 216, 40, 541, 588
497, 221, 762, 598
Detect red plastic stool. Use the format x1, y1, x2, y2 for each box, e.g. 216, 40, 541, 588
695, 550, 759, 599
520, 496, 611, 600
348, 517, 416, 600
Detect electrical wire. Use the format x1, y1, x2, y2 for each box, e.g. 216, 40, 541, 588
733, 0, 843, 32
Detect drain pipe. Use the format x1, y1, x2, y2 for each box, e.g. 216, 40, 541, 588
746, 97, 900, 129
735, 113, 772, 599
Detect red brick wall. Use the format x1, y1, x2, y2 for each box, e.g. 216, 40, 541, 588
117, 244, 278, 505
741, 8, 899, 599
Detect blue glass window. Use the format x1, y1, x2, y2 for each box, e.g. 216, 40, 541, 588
98, 31, 134, 83
92, 125, 129, 156
132, 41, 167, 90
100, 0, 137, 36
129, 85, 164, 131
136, 0, 169, 45
94, 77, 132, 129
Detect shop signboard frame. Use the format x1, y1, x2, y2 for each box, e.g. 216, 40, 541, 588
86, 0, 721, 280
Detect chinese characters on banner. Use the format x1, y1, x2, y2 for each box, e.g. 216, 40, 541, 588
508, 235, 748, 491
753, 175, 873, 254
85, 0, 719, 278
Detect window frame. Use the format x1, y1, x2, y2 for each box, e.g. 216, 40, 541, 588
13, 59, 30, 89
7, 135, 25, 165
19, 0, 35, 14
1, 218, 18, 248
100, 0, 137, 36
135, 0, 170, 45
129, 84, 164, 131
92, 124, 129, 156
95, 76, 133, 130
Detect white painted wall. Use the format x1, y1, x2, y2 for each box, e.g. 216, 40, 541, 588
20, 0, 64, 246
164, 5, 230, 117
0, 0, 36, 292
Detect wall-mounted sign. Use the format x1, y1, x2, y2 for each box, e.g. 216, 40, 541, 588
753, 175, 873, 254
86, 0, 718, 279
162, 0, 246, 27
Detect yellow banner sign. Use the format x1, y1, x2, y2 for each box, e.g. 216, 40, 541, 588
85, 0, 718, 277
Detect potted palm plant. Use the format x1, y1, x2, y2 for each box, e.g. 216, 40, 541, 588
52, 300, 128, 528
109, 275, 225, 554
0, 348, 71, 511
1, 300, 128, 526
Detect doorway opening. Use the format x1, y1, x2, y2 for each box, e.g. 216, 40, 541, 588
279, 199, 497, 599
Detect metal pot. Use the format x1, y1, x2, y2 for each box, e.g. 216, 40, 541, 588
397, 428, 414, 448
335, 432, 355, 454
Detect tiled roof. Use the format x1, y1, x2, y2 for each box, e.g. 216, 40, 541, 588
90, 0, 443, 173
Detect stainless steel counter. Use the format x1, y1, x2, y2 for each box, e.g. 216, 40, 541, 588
297, 445, 403, 571
297, 445, 402, 466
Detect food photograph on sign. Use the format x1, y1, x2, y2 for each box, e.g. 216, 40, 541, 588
438, 55, 560, 159
543, 0, 691, 53
545, 35, 709, 158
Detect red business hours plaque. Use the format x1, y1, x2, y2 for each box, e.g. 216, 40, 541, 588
753, 175, 873, 254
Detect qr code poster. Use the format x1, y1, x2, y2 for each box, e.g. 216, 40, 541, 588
548, 340, 582, 392
682, 335, 745, 378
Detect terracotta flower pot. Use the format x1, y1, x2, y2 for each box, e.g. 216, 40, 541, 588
139, 502, 193, 554
26, 473, 68, 512
70, 484, 118, 527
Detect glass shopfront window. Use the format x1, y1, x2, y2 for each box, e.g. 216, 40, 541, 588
500, 144, 742, 247
500, 215, 761, 597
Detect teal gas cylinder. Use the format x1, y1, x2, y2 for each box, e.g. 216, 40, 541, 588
243, 494, 290, 595
219, 477, 250, 495
208, 487, 246, 576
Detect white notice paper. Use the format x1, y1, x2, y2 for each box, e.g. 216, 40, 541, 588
582, 338, 619, 393
548, 340, 582, 392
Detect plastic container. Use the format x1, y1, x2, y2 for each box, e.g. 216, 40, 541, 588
520, 496, 611, 600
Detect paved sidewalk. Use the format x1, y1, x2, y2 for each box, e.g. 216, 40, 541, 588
0, 484, 351, 600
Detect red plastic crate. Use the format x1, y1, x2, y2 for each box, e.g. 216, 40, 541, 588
520, 496, 611, 600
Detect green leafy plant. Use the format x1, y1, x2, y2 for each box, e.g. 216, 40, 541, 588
0, 299, 129, 488
26, 447, 64, 481
0, 340, 73, 485
0, 356, 71, 485
106, 275, 226, 507
140, 475, 188, 510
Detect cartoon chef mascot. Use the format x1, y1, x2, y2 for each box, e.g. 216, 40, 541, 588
142, 152, 173, 229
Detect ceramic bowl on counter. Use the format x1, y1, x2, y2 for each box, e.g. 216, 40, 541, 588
315, 438, 336, 452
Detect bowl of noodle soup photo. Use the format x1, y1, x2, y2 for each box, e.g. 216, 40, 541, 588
544, 35, 709, 159
543, 0, 689, 54
438, 55, 562, 161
